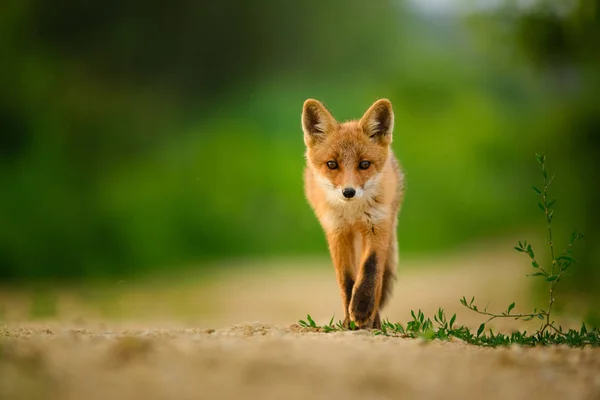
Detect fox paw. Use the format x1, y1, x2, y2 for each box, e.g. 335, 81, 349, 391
343, 313, 380, 330
349, 289, 375, 328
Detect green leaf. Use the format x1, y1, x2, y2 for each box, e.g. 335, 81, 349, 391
532, 186, 542, 195
560, 263, 572, 272
307, 314, 317, 328
557, 255, 577, 264
535, 153, 545, 164
380, 323, 388, 335
527, 244, 534, 258
548, 199, 556, 208
545, 275, 559, 282
527, 272, 546, 277
477, 323, 485, 337
508, 302, 515, 314
421, 329, 435, 341
328, 314, 335, 327
450, 314, 456, 328
538, 202, 545, 212
570, 230, 584, 243
531, 260, 539, 268
514, 247, 524, 253
396, 324, 405, 334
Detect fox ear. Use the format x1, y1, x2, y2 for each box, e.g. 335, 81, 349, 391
302, 99, 336, 147
360, 99, 394, 145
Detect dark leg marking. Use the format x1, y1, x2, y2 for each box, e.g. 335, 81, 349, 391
342, 272, 355, 329
343, 272, 355, 306
350, 252, 378, 327
363, 252, 377, 275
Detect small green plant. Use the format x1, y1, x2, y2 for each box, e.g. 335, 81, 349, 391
377, 308, 600, 347
298, 309, 600, 346
298, 314, 347, 332
298, 153, 600, 347
459, 153, 584, 335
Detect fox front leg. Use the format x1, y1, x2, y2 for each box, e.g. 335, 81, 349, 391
325, 231, 357, 328
349, 229, 388, 329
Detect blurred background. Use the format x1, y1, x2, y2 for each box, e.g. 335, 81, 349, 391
0, 0, 598, 326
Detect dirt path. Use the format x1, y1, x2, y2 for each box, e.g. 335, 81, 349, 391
1, 323, 599, 400
1, 242, 598, 399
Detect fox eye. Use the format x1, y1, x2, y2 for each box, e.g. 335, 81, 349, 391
327, 161, 338, 170
359, 161, 371, 170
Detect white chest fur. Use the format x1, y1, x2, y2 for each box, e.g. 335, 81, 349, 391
320, 196, 389, 232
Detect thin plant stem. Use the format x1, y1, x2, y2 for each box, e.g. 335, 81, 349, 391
540, 158, 557, 332
464, 307, 544, 322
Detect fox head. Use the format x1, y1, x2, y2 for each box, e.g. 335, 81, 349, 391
302, 98, 394, 203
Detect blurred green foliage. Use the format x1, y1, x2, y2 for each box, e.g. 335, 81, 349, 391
0, 0, 598, 315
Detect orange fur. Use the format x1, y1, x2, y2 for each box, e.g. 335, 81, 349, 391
302, 98, 405, 329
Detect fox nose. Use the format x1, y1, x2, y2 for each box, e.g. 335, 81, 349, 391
342, 188, 356, 199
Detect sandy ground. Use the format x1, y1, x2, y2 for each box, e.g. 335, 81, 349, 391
1, 241, 599, 400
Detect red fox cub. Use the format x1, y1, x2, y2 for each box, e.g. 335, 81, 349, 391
302, 98, 405, 329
